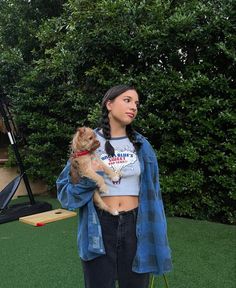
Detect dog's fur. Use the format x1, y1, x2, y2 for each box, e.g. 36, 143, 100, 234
70, 127, 120, 215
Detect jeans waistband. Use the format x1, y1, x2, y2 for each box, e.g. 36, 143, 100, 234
95, 205, 138, 218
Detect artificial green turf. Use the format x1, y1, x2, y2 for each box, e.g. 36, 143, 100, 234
0, 196, 235, 288
167, 216, 236, 288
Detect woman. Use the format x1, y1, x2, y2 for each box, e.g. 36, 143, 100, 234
57, 85, 172, 288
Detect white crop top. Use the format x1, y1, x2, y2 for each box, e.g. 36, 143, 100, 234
95, 130, 141, 197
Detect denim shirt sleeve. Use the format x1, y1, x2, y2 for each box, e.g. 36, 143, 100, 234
56, 160, 103, 210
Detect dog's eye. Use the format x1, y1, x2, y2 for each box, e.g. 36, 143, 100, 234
89, 137, 93, 140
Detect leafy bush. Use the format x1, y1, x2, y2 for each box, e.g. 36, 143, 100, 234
1, 0, 235, 223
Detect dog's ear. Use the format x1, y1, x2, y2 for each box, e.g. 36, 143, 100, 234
78, 126, 86, 136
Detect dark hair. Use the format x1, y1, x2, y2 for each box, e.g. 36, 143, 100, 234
100, 84, 140, 157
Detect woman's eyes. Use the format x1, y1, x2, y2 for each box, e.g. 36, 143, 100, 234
124, 98, 139, 108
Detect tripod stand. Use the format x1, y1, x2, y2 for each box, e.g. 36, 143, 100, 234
0, 95, 52, 224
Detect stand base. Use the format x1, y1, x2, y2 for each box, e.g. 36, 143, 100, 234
0, 201, 52, 224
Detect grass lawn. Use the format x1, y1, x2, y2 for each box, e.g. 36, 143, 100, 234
0, 196, 235, 288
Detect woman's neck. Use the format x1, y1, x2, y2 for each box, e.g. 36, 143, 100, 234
110, 125, 127, 137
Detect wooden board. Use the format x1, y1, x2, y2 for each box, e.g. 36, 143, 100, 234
19, 209, 77, 226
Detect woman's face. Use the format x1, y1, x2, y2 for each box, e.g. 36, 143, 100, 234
106, 89, 139, 127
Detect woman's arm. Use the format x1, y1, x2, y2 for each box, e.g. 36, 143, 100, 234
56, 161, 101, 210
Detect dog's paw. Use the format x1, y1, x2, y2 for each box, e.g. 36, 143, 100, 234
106, 206, 119, 215
111, 210, 119, 216
117, 170, 122, 177
112, 172, 122, 184
111, 175, 120, 182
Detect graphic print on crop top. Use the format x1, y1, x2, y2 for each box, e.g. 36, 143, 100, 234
95, 131, 141, 196
100, 150, 137, 176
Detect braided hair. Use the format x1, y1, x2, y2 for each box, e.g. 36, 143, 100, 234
100, 84, 141, 157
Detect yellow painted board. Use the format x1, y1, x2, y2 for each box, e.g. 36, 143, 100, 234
19, 209, 77, 226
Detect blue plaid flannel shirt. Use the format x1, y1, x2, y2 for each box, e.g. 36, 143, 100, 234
56, 132, 172, 275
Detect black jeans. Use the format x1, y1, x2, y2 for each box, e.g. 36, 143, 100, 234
81, 207, 149, 288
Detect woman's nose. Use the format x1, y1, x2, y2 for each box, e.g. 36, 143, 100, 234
130, 102, 137, 111
130, 103, 137, 111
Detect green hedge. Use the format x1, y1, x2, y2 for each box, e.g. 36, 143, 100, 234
0, 0, 235, 223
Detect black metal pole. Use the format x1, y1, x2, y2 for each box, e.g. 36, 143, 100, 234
0, 98, 35, 205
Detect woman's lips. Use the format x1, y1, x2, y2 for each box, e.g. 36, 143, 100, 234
126, 113, 135, 118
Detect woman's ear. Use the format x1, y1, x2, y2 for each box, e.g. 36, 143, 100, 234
106, 100, 112, 112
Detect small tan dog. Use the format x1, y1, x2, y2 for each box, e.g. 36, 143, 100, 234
70, 127, 120, 215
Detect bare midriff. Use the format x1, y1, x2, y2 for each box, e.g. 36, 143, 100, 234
102, 196, 139, 212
